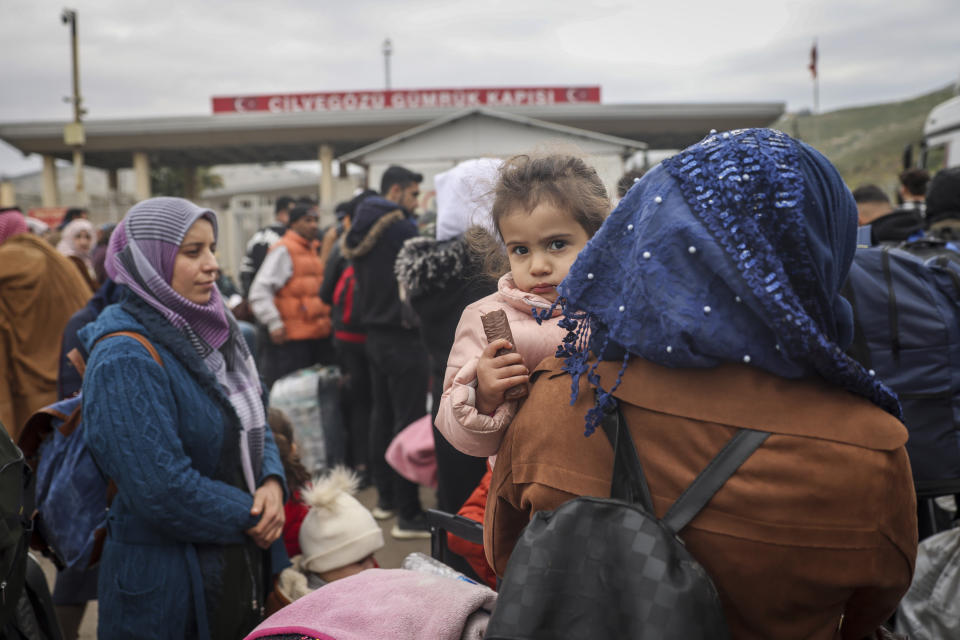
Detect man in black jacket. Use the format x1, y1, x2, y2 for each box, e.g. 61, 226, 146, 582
342, 166, 430, 538
239, 195, 295, 296
927, 167, 960, 242
897, 168, 930, 218
320, 191, 378, 487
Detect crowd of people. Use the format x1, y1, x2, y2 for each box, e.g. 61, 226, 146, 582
1, 128, 960, 639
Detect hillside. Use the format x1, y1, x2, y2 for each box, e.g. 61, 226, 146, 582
773, 85, 956, 196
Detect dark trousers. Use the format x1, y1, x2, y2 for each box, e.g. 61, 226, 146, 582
366, 329, 429, 519
431, 366, 487, 580
335, 337, 372, 472
260, 337, 334, 390
431, 370, 487, 514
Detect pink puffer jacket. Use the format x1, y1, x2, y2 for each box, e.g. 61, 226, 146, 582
435, 273, 566, 458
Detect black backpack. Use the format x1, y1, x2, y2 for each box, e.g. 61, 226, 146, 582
485, 400, 768, 640
843, 239, 960, 490
0, 424, 34, 627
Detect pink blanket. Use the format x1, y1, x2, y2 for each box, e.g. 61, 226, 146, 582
245, 568, 497, 640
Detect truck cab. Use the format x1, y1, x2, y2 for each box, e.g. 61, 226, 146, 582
923, 95, 960, 169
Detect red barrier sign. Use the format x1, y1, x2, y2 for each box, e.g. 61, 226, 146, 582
212, 86, 601, 114
27, 207, 67, 228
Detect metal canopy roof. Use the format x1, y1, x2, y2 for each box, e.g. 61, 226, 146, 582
0, 101, 784, 171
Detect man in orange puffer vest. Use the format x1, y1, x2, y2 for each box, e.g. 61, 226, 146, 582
249, 203, 334, 388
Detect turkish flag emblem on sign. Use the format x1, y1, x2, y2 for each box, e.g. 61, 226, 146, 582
566, 88, 593, 102
234, 97, 260, 112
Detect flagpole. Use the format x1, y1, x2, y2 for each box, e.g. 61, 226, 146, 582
813, 66, 819, 114
809, 38, 819, 146
811, 38, 819, 114
814, 78, 819, 115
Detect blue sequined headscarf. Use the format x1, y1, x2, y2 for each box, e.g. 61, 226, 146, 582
554, 128, 900, 434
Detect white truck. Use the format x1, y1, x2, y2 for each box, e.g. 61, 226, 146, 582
923, 94, 960, 168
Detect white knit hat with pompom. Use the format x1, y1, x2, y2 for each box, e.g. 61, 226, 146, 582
299, 466, 384, 574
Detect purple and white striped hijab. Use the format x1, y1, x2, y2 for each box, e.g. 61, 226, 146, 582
106, 197, 264, 494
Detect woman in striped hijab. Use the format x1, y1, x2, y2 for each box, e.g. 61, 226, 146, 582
80, 197, 288, 640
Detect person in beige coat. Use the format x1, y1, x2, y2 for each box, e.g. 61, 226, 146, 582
486, 129, 917, 639
0, 209, 90, 437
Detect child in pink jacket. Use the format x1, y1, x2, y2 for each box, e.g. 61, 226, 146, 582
436, 154, 611, 458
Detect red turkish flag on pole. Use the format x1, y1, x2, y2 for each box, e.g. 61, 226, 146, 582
808, 40, 818, 79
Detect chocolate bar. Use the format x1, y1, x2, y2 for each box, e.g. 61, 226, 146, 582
481, 309, 529, 400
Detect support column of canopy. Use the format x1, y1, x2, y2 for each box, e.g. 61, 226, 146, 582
41, 155, 59, 207
0, 181, 15, 208
132, 151, 151, 202
318, 144, 334, 210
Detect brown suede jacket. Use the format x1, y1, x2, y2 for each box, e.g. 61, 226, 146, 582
486, 357, 917, 640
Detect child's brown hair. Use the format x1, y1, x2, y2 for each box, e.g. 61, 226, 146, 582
468, 153, 610, 279
267, 407, 311, 492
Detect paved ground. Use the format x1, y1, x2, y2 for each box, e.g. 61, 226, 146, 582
38, 485, 436, 639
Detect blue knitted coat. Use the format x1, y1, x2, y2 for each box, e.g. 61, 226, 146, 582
79, 297, 286, 640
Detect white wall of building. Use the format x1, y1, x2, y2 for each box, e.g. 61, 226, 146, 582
359, 114, 642, 214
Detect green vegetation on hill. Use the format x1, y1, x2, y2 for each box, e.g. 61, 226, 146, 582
773, 85, 956, 197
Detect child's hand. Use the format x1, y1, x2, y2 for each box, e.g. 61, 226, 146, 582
476, 339, 529, 415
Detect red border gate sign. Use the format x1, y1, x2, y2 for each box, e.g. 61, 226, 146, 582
212, 86, 601, 114
27, 207, 67, 228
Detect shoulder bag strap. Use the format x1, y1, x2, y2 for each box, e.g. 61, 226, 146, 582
65, 347, 88, 378
66, 330, 163, 378
661, 429, 770, 534
599, 397, 655, 513
98, 331, 163, 367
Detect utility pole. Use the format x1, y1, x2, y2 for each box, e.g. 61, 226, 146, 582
382, 38, 392, 90
62, 8, 86, 195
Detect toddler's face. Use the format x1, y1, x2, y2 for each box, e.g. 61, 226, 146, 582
499, 203, 589, 303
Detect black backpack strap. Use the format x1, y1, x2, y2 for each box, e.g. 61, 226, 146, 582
599, 398, 655, 513
932, 255, 960, 298
662, 429, 770, 534
880, 246, 901, 366
840, 277, 873, 371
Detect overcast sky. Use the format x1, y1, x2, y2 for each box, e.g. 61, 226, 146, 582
2, 0, 958, 176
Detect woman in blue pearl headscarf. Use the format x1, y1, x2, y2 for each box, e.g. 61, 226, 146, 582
555, 127, 901, 433
485, 129, 917, 639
